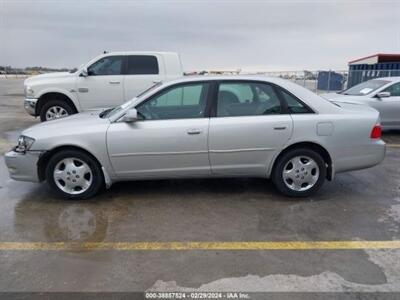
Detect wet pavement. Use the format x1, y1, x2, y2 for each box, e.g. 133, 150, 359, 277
1, 79, 400, 296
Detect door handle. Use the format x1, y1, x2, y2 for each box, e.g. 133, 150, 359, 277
273, 126, 287, 130
187, 129, 202, 135
109, 81, 120, 84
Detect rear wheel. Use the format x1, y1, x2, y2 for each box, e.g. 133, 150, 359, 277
40, 99, 75, 122
272, 148, 326, 197
45, 150, 104, 199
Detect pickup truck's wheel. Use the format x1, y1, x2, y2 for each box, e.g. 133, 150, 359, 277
272, 148, 326, 197
45, 150, 104, 199
40, 100, 75, 122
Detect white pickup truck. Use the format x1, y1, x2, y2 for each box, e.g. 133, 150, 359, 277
24, 51, 184, 121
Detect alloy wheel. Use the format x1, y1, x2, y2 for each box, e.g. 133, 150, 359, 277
53, 158, 93, 195
46, 106, 69, 120
282, 156, 320, 192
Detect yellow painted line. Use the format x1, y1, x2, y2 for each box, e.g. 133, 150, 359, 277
1, 241, 400, 251
387, 144, 400, 148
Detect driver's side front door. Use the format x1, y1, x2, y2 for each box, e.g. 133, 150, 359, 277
107, 82, 211, 179
76, 55, 125, 110
376, 82, 400, 128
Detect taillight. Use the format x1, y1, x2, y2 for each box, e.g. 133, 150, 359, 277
370, 124, 382, 139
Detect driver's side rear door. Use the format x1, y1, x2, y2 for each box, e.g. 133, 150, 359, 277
208, 81, 293, 176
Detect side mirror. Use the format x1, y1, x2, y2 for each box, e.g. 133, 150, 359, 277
377, 92, 390, 98
121, 108, 138, 122
80, 68, 88, 77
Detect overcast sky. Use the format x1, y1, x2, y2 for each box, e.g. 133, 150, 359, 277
1, 0, 399, 71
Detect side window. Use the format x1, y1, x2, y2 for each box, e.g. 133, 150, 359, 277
279, 89, 312, 114
137, 83, 209, 120
126, 55, 159, 75
383, 83, 400, 97
87, 56, 123, 76
217, 82, 281, 117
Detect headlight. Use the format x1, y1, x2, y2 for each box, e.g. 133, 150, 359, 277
15, 135, 35, 153
25, 86, 34, 97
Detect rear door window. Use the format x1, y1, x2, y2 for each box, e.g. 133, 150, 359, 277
217, 82, 281, 117
126, 55, 159, 75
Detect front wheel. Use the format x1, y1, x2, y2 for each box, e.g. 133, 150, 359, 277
40, 100, 75, 122
45, 150, 104, 199
272, 148, 326, 197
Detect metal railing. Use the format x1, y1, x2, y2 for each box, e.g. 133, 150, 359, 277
2, 68, 400, 93
196, 68, 400, 93
347, 69, 400, 88
195, 70, 348, 93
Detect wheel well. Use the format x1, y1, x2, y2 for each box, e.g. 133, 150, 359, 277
272, 142, 333, 181
36, 92, 78, 116
37, 145, 104, 182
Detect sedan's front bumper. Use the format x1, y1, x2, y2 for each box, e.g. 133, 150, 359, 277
24, 98, 38, 116
5, 150, 42, 182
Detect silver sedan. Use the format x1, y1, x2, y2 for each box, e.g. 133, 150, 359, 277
5, 76, 386, 199
322, 77, 400, 130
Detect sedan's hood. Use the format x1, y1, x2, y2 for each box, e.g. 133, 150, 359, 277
22, 111, 109, 140
24, 72, 74, 84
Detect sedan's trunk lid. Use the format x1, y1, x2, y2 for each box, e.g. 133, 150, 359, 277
334, 101, 379, 116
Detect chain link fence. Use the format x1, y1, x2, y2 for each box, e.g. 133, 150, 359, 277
195, 70, 348, 94
3, 68, 400, 94
201, 69, 400, 93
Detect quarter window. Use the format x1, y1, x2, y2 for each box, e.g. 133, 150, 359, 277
126, 55, 159, 75
137, 83, 209, 120
279, 89, 312, 113
87, 56, 123, 76
217, 82, 281, 117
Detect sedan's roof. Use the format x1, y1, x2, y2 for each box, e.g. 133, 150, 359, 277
157, 75, 339, 114
167, 75, 290, 84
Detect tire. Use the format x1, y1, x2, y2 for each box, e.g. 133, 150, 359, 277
45, 150, 104, 200
272, 148, 326, 197
40, 99, 75, 122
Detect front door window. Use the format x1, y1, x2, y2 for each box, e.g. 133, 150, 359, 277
137, 83, 210, 120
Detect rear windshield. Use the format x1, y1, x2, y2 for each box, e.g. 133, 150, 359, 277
341, 80, 390, 96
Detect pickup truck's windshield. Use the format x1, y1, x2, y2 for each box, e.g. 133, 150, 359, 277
100, 81, 163, 119
340, 80, 390, 96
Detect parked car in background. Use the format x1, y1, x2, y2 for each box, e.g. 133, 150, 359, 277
322, 77, 400, 130
23, 51, 183, 121
6, 76, 385, 199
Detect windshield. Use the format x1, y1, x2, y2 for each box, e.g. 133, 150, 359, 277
136, 81, 163, 97
100, 100, 134, 119
341, 80, 390, 96
100, 82, 163, 119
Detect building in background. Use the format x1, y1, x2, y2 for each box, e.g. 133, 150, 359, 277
347, 53, 400, 88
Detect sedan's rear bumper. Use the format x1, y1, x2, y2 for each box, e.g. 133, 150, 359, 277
334, 140, 386, 173
5, 150, 42, 182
